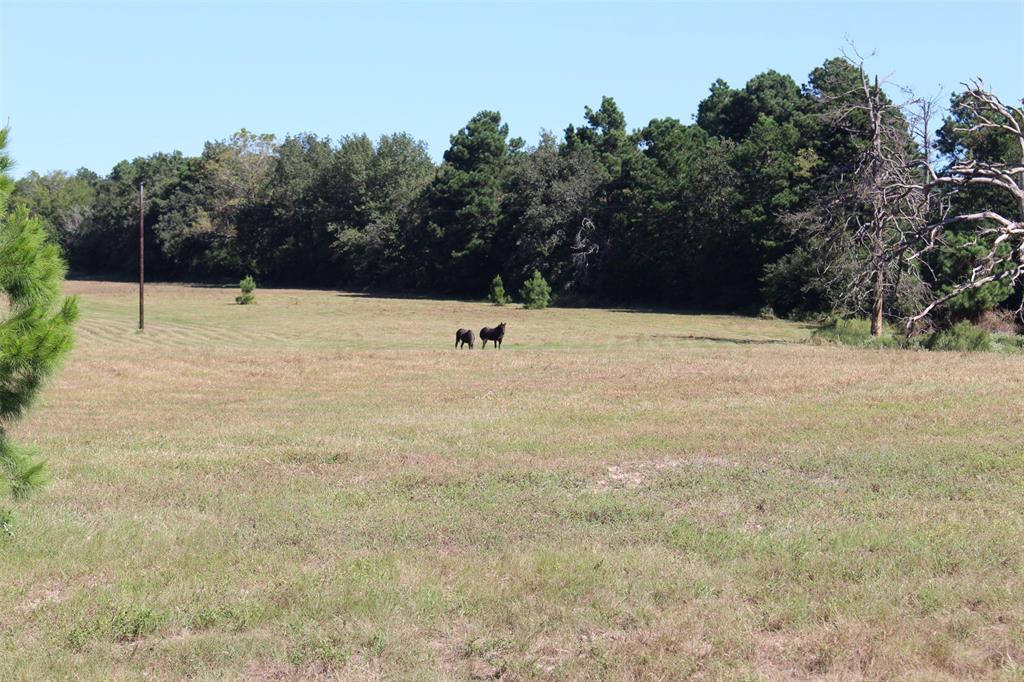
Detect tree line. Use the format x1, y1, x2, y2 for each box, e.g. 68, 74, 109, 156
13, 55, 1023, 329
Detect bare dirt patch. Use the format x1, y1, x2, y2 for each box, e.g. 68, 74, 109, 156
597, 455, 734, 490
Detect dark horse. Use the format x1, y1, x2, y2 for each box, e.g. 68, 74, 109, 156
480, 322, 506, 349
455, 328, 475, 349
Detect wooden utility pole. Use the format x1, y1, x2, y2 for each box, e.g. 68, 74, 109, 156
139, 182, 144, 330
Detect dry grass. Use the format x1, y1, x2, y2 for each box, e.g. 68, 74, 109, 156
2, 280, 1022, 680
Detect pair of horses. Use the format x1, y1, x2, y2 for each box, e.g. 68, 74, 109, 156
456, 322, 505, 349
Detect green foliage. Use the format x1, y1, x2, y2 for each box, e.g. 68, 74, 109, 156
622, 119, 739, 304
933, 229, 1014, 320
501, 134, 603, 291
519, 270, 552, 310
0, 128, 79, 513
287, 629, 351, 668
563, 96, 639, 295
991, 333, 1024, 352
694, 70, 820, 309
417, 111, 514, 293
925, 322, 992, 352
762, 245, 840, 318
812, 317, 875, 345
13, 168, 98, 251
236, 275, 256, 304
328, 133, 434, 288
811, 317, 904, 348
813, 317, 1011, 353
65, 604, 168, 650
488, 274, 507, 306
108, 605, 167, 642
13, 58, 1020, 327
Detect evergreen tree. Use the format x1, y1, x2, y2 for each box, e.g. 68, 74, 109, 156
488, 274, 507, 305
622, 118, 738, 305
696, 70, 820, 309
0, 129, 79, 527
417, 111, 517, 293
500, 134, 603, 293
563, 97, 639, 295
236, 275, 256, 304
519, 270, 552, 309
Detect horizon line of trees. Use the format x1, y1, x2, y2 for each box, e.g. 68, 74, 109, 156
13, 54, 1024, 330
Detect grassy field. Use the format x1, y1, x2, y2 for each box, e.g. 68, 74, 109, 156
2, 281, 1022, 680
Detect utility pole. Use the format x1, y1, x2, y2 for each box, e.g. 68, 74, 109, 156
139, 182, 144, 330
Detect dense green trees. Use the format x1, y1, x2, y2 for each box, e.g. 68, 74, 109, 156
13, 56, 1020, 328
502, 134, 603, 292
416, 111, 519, 293
625, 119, 738, 305
13, 168, 99, 251
329, 133, 434, 287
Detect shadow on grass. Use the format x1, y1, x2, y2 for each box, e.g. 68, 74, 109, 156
652, 334, 790, 345
334, 290, 475, 303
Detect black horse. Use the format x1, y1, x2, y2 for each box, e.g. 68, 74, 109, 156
455, 328, 475, 349
480, 322, 506, 349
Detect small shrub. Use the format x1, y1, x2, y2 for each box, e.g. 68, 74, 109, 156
488, 274, 508, 306
758, 305, 777, 320
811, 317, 909, 349
288, 631, 350, 668
107, 605, 166, 642
235, 275, 256, 305
926, 321, 992, 352
813, 317, 877, 345
992, 332, 1024, 352
64, 621, 95, 652
519, 270, 551, 310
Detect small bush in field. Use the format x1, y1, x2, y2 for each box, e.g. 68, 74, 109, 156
519, 270, 551, 310
107, 605, 166, 642
992, 333, 1024, 352
236, 275, 256, 305
811, 317, 907, 349
488, 274, 508, 306
926, 321, 992, 352
813, 317, 878, 345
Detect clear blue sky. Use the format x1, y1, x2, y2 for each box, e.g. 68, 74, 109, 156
2, 1, 1022, 177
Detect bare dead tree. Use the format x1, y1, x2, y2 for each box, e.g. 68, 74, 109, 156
567, 217, 602, 291
902, 82, 1024, 332
807, 51, 932, 336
